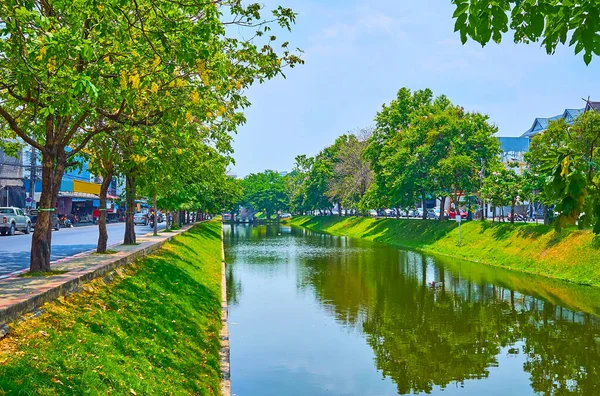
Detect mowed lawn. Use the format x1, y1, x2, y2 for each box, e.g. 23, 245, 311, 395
0, 220, 224, 395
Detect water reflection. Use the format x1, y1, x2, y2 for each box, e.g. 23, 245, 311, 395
224, 224, 600, 395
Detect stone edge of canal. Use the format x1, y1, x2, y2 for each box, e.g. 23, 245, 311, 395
220, 226, 231, 396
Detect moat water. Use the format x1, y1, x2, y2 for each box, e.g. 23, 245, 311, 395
224, 224, 600, 395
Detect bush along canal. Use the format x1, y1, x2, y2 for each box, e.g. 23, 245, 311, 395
225, 223, 600, 396
0, 220, 224, 395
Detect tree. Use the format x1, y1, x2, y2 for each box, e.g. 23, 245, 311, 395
541, 111, 600, 232
451, 0, 600, 64
0, 0, 302, 270
369, 89, 499, 221
525, 119, 570, 225
241, 171, 288, 219
286, 155, 314, 215
481, 166, 526, 223
365, 88, 436, 214
327, 130, 373, 213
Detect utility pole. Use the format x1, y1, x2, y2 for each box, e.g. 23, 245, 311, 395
29, 148, 36, 208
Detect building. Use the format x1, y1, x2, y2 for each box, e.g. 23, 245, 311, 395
520, 108, 584, 141
0, 145, 26, 208
22, 146, 123, 222
498, 137, 530, 175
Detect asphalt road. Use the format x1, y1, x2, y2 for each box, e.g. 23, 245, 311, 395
0, 222, 166, 277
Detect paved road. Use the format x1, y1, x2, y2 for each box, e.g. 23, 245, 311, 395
0, 222, 166, 276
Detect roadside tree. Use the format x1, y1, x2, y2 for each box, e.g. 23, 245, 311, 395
451, 0, 600, 64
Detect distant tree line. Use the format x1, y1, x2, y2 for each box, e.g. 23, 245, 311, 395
239, 86, 600, 233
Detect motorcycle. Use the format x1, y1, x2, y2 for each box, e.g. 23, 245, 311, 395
148, 214, 155, 229
58, 215, 73, 228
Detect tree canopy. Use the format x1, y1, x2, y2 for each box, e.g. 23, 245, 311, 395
451, 0, 600, 64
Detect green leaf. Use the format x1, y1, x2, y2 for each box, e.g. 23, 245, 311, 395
454, 13, 468, 32
530, 13, 545, 37
584, 51, 592, 65
452, 3, 469, 18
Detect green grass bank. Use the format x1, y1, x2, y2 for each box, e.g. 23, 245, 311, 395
0, 220, 224, 395
289, 216, 600, 287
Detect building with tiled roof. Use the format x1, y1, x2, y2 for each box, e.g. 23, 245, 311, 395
520, 108, 584, 140
585, 100, 600, 113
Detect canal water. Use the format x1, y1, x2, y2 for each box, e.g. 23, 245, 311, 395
224, 224, 600, 396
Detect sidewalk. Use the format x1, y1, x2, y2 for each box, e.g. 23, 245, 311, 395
0, 225, 194, 327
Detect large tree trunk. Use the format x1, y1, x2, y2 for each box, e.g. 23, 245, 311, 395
511, 202, 515, 224
543, 205, 549, 225
422, 192, 427, 220
173, 211, 180, 229
153, 194, 158, 236
124, 173, 136, 244
97, 172, 113, 253
30, 151, 65, 272
439, 196, 446, 221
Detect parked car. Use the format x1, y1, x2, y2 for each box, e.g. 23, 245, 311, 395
280, 213, 292, 218
448, 210, 468, 220
133, 212, 148, 226
0, 207, 32, 235
369, 210, 378, 217
29, 211, 61, 231
384, 209, 397, 217
427, 209, 439, 219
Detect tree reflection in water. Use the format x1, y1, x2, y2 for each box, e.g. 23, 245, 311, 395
297, 229, 600, 395
225, 224, 600, 395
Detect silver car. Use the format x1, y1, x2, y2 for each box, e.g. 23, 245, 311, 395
133, 212, 148, 226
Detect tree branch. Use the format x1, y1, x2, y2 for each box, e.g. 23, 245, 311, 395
0, 104, 45, 151
62, 110, 91, 146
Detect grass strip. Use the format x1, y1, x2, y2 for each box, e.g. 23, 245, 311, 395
0, 220, 223, 395
290, 216, 600, 287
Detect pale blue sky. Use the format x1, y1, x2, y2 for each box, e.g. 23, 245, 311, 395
231, 0, 600, 176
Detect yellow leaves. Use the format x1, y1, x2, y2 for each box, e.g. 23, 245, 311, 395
47, 56, 57, 72
235, 80, 242, 91
561, 156, 571, 178
36, 46, 47, 61
150, 82, 159, 94
165, 91, 171, 98
129, 72, 140, 90
190, 90, 200, 104
130, 154, 147, 164
185, 111, 193, 123
103, 56, 111, 64
97, 4, 105, 11
153, 56, 161, 68
120, 71, 128, 89
175, 78, 186, 88
206, 111, 213, 119
131, 135, 139, 144
196, 59, 205, 74
217, 106, 226, 116
177, 148, 183, 155
200, 72, 210, 86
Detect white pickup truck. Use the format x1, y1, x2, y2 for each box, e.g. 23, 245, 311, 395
0, 207, 32, 236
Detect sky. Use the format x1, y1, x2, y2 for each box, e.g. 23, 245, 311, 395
230, 0, 600, 177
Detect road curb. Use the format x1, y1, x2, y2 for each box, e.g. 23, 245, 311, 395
0, 224, 196, 328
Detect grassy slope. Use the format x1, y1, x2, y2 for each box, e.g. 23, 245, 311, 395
0, 220, 223, 395
290, 216, 600, 287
